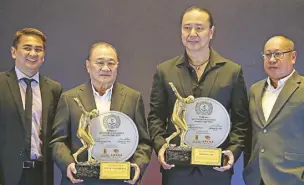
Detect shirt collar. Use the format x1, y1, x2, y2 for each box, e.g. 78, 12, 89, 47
177, 50, 208, 69
266, 69, 295, 90
15, 66, 40, 83
91, 82, 113, 99
176, 48, 225, 69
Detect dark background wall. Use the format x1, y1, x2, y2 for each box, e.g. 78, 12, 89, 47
1, 0, 303, 184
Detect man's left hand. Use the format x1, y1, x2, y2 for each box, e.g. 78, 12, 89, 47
124, 163, 140, 185
213, 150, 234, 172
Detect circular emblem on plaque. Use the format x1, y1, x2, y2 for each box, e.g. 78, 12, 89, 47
184, 97, 231, 148
90, 111, 139, 162
195, 101, 213, 115
103, 115, 121, 129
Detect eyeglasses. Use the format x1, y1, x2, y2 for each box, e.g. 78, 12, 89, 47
92, 60, 118, 69
262, 50, 294, 60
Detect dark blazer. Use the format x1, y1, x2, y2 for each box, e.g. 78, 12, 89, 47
0, 68, 62, 185
50, 82, 152, 185
243, 71, 304, 185
148, 49, 249, 173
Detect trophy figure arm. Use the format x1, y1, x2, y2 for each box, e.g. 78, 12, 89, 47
73, 98, 89, 114
169, 82, 184, 101
76, 115, 86, 137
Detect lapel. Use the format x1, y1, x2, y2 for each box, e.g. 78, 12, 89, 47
110, 83, 126, 111
39, 75, 53, 136
200, 49, 225, 97
5, 68, 26, 131
265, 71, 301, 125
176, 49, 226, 97
254, 79, 267, 127
77, 82, 97, 112
176, 55, 193, 97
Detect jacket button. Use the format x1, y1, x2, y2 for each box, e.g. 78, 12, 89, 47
263, 129, 267, 133
20, 149, 24, 156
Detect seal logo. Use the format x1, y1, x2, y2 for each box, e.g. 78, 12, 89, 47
103, 115, 121, 129
195, 101, 213, 115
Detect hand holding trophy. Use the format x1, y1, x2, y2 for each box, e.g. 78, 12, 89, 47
72, 98, 140, 183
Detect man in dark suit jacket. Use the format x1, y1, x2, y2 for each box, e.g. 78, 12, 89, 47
243, 36, 304, 185
50, 42, 152, 185
0, 28, 62, 185
148, 7, 250, 185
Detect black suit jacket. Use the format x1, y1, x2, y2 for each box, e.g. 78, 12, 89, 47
0, 68, 62, 185
148, 49, 250, 173
50, 82, 152, 185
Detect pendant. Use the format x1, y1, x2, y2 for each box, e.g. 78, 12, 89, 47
196, 66, 200, 70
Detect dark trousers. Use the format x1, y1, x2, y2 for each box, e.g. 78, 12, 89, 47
18, 161, 43, 185
162, 166, 232, 185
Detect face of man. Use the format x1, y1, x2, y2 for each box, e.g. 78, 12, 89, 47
263, 37, 296, 82
86, 45, 119, 90
181, 10, 214, 52
11, 35, 45, 77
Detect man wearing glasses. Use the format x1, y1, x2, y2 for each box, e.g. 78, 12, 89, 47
243, 36, 304, 185
50, 42, 152, 185
148, 6, 249, 185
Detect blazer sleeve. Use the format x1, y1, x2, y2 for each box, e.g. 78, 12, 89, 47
147, 67, 169, 154
243, 86, 253, 167
50, 94, 75, 174
226, 68, 250, 161
131, 93, 152, 177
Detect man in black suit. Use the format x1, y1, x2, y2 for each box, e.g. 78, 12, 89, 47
0, 28, 63, 185
148, 6, 250, 185
50, 42, 152, 185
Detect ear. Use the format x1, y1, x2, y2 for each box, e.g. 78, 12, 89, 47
210, 26, 215, 40
291, 51, 297, 65
10, 46, 17, 59
86, 60, 90, 73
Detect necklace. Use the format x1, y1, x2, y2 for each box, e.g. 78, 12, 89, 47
188, 58, 209, 70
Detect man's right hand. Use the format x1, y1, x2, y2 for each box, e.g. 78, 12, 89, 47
67, 163, 83, 184
158, 143, 175, 170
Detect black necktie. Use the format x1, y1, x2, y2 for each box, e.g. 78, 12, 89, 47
22, 78, 35, 158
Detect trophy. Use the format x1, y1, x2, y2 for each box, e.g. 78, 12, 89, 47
73, 98, 140, 180
165, 82, 231, 166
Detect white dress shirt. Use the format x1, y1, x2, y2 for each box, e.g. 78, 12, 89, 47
91, 83, 113, 114
262, 70, 295, 121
